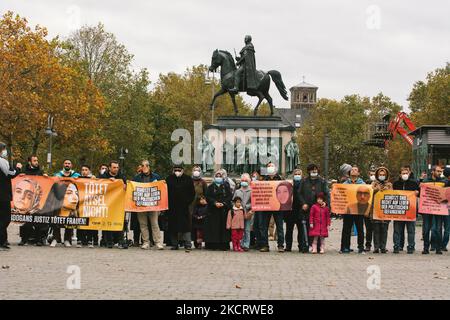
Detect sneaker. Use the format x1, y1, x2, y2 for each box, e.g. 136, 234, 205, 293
407, 248, 414, 254
76, 243, 82, 248
436, 250, 443, 255
185, 247, 192, 252
156, 244, 164, 250
320, 248, 325, 254
88, 243, 94, 248
259, 246, 269, 252
373, 249, 380, 254
393, 248, 399, 254
422, 249, 429, 254
442, 247, 447, 252
277, 246, 285, 253
141, 243, 150, 250
64, 241, 71, 247
380, 249, 387, 254
358, 249, 365, 254
285, 247, 292, 252
340, 248, 351, 254
50, 240, 58, 247
18, 240, 27, 246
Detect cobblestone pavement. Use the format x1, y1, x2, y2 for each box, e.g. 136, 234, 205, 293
1, 221, 449, 300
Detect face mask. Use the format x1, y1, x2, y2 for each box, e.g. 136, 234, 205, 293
267, 166, 275, 175
310, 172, 318, 178
214, 177, 223, 185
174, 171, 182, 177
240, 181, 249, 188
401, 174, 409, 181
193, 170, 201, 177
378, 176, 386, 181
100, 169, 106, 175
252, 176, 258, 181
294, 175, 302, 182
1, 150, 7, 158
370, 175, 376, 181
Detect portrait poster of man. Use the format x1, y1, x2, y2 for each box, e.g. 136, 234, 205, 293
251, 180, 293, 211
331, 184, 373, 216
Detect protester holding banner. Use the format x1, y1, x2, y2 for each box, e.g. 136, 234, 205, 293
0, 142, 22, 250
284, 169, 303, 252
78, 165, 98, 248
18, 155, 48, 246
130, 165, 143, 246
132, 160, 163, 250
422, 165, 447, 254
364, 167, 376, 251
191, 165, 208, 249
251, 170, 262, 249
100, 161, 127, 249
233, 173, 253, 251
298, 164, 329, 252
392, 167, 420, 254
166, 164, 196, 251
340, 166, 367, 254
258, 162, 285, 252
204, 170, 232, 251
371, 166, 392, 254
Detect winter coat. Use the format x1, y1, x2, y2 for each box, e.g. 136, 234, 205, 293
226, 207, 245, 230
55, 170, 80, 178
285, 180, 302, 223
132, 172, 160, 183
308, 203, 331, 237
192, 205, 208, 229
166, 173, 195, 233
298, 176, 330, 208
393, 178, 420, 192
370, 166, 393, 223
204, 182, 232, 244
23, 164, 44, 176
0, 158, 20, 202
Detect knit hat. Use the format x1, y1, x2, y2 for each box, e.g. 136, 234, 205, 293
340, 163, 352, 177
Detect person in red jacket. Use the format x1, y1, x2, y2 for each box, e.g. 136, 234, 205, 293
309, 193, 331, 254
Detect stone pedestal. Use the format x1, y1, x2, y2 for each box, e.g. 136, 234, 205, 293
203, 116, 295, 177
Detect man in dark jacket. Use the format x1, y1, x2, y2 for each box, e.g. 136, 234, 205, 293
392, 166, 420, 254
132, 160, 163, 250
284, 168, 304, 252
0, 142, 22, 250
166, 164, 195, 251
18, 155, 48, 246
298, 163, 329, 252
100, 160, 127, 249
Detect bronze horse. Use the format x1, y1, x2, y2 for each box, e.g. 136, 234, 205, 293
209, 49, 288, 116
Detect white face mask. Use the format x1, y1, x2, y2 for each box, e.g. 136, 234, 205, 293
0, 150, 7, 158
401, 174, 409, 181
267, 166, 276, 175
100, 169, 106, 175
193, 170, 201, 177
175, 171, 182, 177
378, 176, 386, 181
310, 172, 318, 178
370, 175, 376, 181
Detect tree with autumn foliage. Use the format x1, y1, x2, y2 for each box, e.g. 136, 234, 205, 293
0, 11, 106, 169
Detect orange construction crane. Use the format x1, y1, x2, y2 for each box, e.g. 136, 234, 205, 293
364, 112, 417, 148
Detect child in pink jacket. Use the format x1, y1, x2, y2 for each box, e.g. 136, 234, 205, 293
226, 197, 245, 252
308, 193, 331, 254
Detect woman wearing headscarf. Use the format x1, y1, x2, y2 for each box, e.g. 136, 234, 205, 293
371, 166, 393, 253
204, 170, 232, 250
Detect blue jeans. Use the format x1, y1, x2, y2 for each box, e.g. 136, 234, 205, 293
241, 218, 252, 249
259, 211, 285, 248
422, 214, 433, 250
432, 215, 445, 251
443, 215, 450, 249
393, 221, 415, 250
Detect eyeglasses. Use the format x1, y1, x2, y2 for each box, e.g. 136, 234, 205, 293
357, 192, 370, 196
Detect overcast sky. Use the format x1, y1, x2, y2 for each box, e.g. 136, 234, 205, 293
2, 0, 449, 110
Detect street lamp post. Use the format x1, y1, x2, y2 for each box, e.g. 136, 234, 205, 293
45, 115, 57, 171
119, 147, 128, 176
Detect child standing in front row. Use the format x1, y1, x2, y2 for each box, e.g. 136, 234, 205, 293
227, 197, 245, 252
309, 192, 331, 254
193, 195, 208, 249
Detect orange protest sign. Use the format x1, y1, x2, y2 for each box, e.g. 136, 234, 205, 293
419, 184, 449, 216
331, 184, 373, 216
10, 175, 125, 231
373, 190, 417, 221
125, 180, 169, 212
250, 180, 293, 211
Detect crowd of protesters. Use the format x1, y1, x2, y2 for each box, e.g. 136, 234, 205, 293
0, 142, 449, 255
